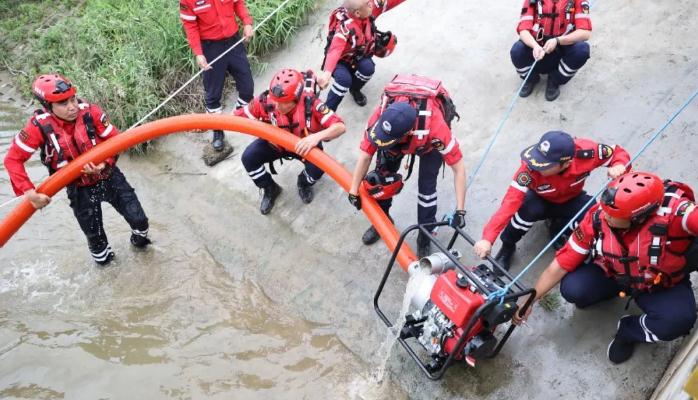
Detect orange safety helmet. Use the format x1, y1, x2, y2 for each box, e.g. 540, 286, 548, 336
32, 73, 76, 108
374, 31, 397, 58
601, 172, 664, 221
268, 69, 303, 103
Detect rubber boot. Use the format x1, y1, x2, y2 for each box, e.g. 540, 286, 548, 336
494, 241, 516, 272
212, 130, 225, 152
519, 74, 540, 98
608, 316, 636, 364
417, 231, 432, 259
350, 89, 367, 107
545, 77, 561, 102
260, 182, 282, 215
297, 174, 314, 204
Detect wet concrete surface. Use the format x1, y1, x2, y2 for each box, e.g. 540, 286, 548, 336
1, 0, 698, 398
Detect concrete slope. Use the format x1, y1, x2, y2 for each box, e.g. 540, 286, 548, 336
148, 0, 698, 398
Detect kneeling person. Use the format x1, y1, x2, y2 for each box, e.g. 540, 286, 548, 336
517, 172, 698, 364
3, 74, 151, 265
238, 69, 346, 214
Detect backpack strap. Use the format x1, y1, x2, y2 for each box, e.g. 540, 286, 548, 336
412, 98, 429, 140
82, 111, 98, 146
31, 110, 65, 172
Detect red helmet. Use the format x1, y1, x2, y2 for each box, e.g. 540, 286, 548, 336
361, 170, 404, 200
601, 172, 664, 220
374, 31, 397, 58
268, 69, 303, 103
32, 74, 76, 106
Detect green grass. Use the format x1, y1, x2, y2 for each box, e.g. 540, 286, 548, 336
0, 0, 317, 133
538, 292, 562, 312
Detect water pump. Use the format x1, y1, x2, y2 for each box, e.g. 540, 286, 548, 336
374, 222, 535, 380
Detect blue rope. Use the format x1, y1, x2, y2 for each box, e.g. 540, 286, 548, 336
467, 60, 539, 190
488, 87, 698, 301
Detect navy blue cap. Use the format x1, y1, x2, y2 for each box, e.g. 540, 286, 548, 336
368, 102, 417, 148
521, 131, 575, 171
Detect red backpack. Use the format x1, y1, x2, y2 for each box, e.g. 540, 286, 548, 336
380, 74, 460, 129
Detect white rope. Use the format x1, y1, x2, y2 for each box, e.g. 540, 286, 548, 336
127, 0, 295, 131
0, 196, 22, 209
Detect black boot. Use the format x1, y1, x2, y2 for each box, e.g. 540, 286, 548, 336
417, 232, 433, 258
546, 218, 569, 250
545, 77, 561, 102
297, 174, 314, 204
260, 182, 282, 215
362, 226, 380, 245
494, 241, 516, 272
130, 234, 151, 248
608, 316, 636, 364
519, 74, 540, 98
212, 130, 225, 151
350, 88, 367, 107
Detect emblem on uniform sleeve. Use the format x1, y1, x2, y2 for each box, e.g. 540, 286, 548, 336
573, 227, 585, 242
100, 113, 111, 127
430, 138, 445, 151
18, 129, 29, 142
516, 171, 532, 187
677, 202, 694, 216
599, 144, 614, 159
316, 103, 330, 115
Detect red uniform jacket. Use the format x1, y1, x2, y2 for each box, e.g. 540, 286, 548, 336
323, 0, 406, 73
4, 102, 118, 195
234, 93, 343, 138
180, 0, 253, 56
517, 0, 592, 41
556, 192, 698, 287
359, 104, 462, 166
481, 138, 630, 243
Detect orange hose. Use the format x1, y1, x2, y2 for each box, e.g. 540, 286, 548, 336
0, 114, 417, 270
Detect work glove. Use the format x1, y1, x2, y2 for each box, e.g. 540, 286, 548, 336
447, 209, 466, 228
348, 193, 361, 210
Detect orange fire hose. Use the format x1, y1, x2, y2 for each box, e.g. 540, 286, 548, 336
0, 114, 417, 270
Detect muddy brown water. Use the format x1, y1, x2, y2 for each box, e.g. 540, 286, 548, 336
0, 94, 408, 399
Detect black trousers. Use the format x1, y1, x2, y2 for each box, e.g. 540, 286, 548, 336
67, 167, 148, 263
202, 33, 254, 112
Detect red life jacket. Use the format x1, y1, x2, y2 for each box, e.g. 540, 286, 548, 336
591, 181, 696, 291
531, 0, 577, 42
323, 7, 377, 66
31, 102, 110, 186
379, 75, 459, 177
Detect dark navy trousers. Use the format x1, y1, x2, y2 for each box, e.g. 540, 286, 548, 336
201, 34, 254, 112
241, 138, 324, 189
500, 190, 593, 245
560, 263, 697, 344
510, 40, 590, 85
325, 58, 375, 111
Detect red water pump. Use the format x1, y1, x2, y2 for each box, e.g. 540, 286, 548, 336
374, 222, 535, 380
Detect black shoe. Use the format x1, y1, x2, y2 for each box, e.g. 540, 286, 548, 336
95, 251, 115, 266
350, 89, 367, 107
362, 226, 380, 245
417, 232, 432, 258
260, 182, 282, 215
298, 184, 314, 204
607, 337, 635, 364
212, 130, 225, 152
130, 234, 152, 248
545, 78, 561, 102
494, 242, 516, 272
608, 316, 636, 364
519, 74, 540, 98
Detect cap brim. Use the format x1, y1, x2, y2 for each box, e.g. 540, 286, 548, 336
368, 122, 398, 148
520, 145, 556, 171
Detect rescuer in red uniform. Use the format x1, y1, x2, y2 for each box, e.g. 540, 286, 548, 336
511, 0, 592, 101
3, 74, 150, 265
237, 69, 346, 215
474, 131, 628, 271
516, 172, 698, 364
317, 0, 403, 111
180, 0, 255, 151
